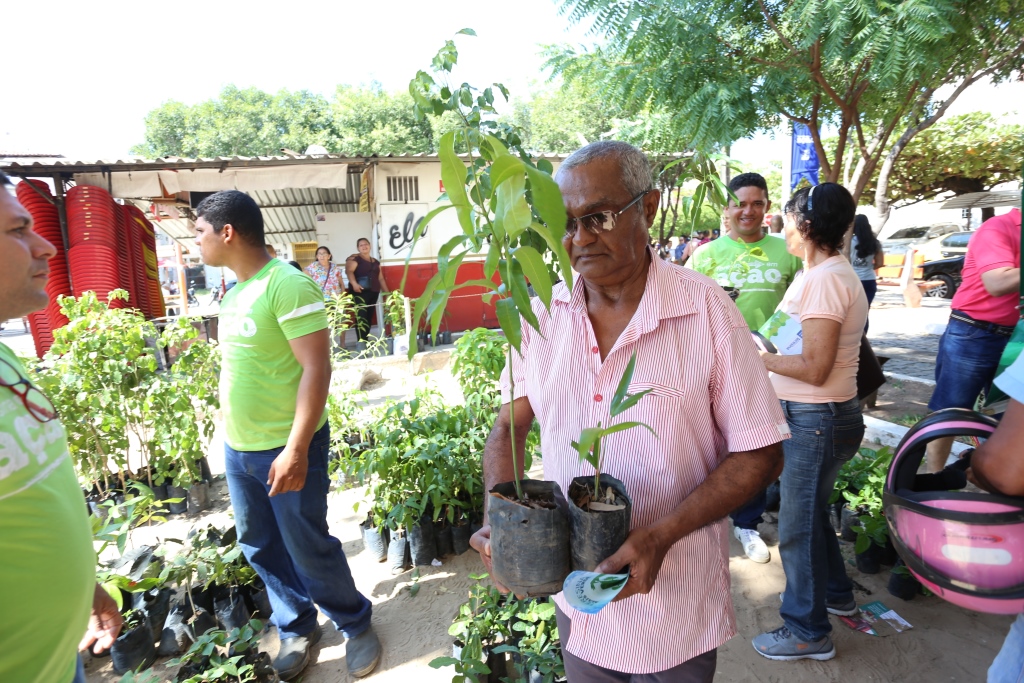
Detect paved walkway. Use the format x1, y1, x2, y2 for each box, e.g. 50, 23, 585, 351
867, 288, 949, 381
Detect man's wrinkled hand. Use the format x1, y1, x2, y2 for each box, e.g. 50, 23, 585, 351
79, 584, 123, 654
594, 526, 670, 602
267, 446, 308, 496
469, 524, 512, 594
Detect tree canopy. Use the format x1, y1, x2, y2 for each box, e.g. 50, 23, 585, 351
549, 0, 1024, 223
857, 112, 1024, 205
132, 84, 433, 158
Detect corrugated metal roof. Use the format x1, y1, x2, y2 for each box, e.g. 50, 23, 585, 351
940, 190, 1021, 210
0, 151, 574, 176
133, 172, 363, 244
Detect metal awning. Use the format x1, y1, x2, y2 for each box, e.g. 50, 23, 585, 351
940, 190, 1021, 210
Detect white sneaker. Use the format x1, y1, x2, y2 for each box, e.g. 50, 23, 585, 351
734, 527, 770, 563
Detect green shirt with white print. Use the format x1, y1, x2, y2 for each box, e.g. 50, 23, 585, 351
218, 259, 329, 451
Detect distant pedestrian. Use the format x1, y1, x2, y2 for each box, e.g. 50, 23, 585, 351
674, 236, 688, 264
925, 208, 1022, 473
306, 246, 345, 298
850, 215, 884, 331
346, 238, 389, 344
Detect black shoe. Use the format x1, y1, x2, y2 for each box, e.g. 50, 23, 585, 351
274, 623, 322, 681
346, 627, 381, 678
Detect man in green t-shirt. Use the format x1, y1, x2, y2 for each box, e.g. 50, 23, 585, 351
687, 172, 802, 565
195, 191, 380, 680
0, 172, 123, 683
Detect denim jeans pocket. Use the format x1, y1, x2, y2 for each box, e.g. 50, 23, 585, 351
830, 418, 865, 462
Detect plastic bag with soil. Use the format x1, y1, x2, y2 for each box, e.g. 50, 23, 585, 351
361, 518, 389, 562
244, 577, 273, 621
409, 515, 436, 566
388, 529, 411, 574
451, 520, 472, 555
488, 479, 570, 597
568, 474, 632, 573
434, 519, 455, 558
158, 591, 218, 656
132, 586, 173, 642
213, 586, 252, 631
111, 611, 156, 674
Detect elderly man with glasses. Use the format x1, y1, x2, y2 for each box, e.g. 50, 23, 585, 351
0, 172, 122, 683
471, 141, 788, 682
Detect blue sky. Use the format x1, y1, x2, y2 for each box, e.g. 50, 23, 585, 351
4, 0, 1020, 167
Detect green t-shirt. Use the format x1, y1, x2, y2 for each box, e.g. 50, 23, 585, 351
686, 235, 803, 330
0, 343, 95, 683
219, 259, 330, 451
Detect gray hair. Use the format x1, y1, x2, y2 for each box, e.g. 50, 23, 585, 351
556, 140, 653, 197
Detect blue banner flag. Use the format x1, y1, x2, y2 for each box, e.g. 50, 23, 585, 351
790, 122, 821, 194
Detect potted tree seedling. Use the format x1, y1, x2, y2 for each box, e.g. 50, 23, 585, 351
405, 34, 728, 597
568, 353, 655, 572
384, 289, 408, 356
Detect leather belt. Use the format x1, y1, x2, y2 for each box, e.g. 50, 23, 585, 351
950, 310, 1016, 337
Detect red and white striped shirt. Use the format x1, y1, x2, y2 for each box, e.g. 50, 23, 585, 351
500, 250, 789, 673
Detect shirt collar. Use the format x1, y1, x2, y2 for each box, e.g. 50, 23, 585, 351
555, 247, 696, 329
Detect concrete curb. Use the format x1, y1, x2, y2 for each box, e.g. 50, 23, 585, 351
883, 371, 936, 387
864, 415, 973, 457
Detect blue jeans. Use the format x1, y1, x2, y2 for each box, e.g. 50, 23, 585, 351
929, 316, 1010, 411
71, 655, 85, 683
731, 489, 766, 531
778, 398, 864, 642
225, 420, 372, 639
990, 613, 1024, 683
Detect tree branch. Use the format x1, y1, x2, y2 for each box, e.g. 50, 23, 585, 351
758, 0, 800, 57
808, 95, 833, 179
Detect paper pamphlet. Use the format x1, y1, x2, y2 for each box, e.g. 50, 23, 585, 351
757, 309, 803, 355
562, 571, 629, 614
838, 601, 913, 636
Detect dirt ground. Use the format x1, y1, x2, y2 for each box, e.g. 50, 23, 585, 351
83, 362, 1012, 683
864, 376, 935, 426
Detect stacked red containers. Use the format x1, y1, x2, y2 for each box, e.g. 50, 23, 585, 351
67, 186, 122, 308
15, 180, 73, 356
122, 205, 152, 315
126, 204, 165, 319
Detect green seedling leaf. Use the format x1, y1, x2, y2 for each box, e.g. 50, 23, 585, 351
513, 246, 552, 309
495, 298, 523, 352
571, 426, 603, 469
508, 258, 540, 333
611, 352, 640, 412
496, 172, 531, 240
610, 389, 653, 418
456, 27, 477, 36
601, 420, 657, 438
439, 132, 475, 237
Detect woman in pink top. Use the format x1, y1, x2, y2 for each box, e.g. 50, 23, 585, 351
305, 246, 346, 298
752, 183, 868, 662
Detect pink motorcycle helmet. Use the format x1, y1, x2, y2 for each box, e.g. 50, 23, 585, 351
884, 408, 1024, 614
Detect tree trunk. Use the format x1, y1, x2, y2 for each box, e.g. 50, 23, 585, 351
982, 207, 996, 222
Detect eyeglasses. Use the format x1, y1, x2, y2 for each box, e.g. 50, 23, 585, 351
565, 191, 650, 237
0, 358, 58, 423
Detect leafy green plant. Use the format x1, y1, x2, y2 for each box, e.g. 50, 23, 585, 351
505, 599, 563, 683
406, 33, 725, 502
168, 619, 267, 683
838, 447, 895, 552
570, 353, 655, 499
384, 289, 408, 337
451, 327, 507, 420
33, 291, 219, 490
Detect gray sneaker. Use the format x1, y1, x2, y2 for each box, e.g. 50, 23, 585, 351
346, 627, 382, 678
752, 626, 835, 661
274, 623, 323, 681
778, 592, 858, 616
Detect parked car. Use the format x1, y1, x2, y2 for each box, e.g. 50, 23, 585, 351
921, 255, 965, 299
918, 230, 975, 262
882, 223, 963, 255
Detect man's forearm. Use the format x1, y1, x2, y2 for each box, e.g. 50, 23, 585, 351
981, 267, 1020, 298
287, 365, 331, 452
649, 443, 783, 549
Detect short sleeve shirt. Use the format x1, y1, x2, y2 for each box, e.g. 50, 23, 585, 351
769, 256, 869, 403
500, 250, 789, 674
0, 343, 95, 683
950, 209, 1022, 327
219, 260, 329, 451
850, 234, 879, 281
686, 234, 803, 330
305, 261, 346, 297
994, 351, 1024, 404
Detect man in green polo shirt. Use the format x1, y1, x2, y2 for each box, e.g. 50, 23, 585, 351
194, 190, 380, 680
0, 172, 123, 683
687, 172, 802, 565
